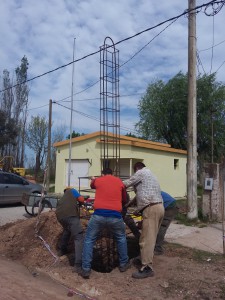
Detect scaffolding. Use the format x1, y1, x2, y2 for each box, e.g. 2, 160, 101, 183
100, 37, 120, 177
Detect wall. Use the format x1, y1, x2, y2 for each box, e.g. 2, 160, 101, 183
202, 163, 224, 221
54, 136, 187, 197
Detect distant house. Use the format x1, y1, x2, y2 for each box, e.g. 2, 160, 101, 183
53, 131, 187, 197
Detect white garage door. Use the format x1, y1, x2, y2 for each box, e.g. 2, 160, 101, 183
65, 159, 89, 188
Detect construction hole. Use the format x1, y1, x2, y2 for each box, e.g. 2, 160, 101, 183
64, 229, 140, 273
91, 230, 140, 273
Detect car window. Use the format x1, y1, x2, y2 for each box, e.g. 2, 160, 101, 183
2, 173, 12, 184
0, 173, 4, 184
8, 174, 24, 184
0, 173, 24, 185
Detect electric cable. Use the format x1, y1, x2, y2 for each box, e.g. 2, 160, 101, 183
27, 92, 145, 112
198, 38, 225, 52
53, 102, 140, 135
0, 0, 222, 93
210, 14, 215, 74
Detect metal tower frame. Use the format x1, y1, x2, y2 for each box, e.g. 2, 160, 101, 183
100, 37, 120, 176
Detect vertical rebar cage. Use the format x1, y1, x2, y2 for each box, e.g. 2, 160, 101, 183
100, 37, 120, 177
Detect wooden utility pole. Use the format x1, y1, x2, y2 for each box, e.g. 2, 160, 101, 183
46, 99, 52, 192
187, 0, 198, 219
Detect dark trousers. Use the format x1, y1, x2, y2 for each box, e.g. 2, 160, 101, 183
59, 216, 83, 266
124, 214, 140, 239
155, 206, 178, 253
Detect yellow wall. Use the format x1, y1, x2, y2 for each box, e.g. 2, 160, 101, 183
54, 135, 187, 197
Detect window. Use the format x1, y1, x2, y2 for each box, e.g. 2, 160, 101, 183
174, 159, 179, 170
0, 173, 4, 184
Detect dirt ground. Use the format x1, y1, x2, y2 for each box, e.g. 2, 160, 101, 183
1, 210, 225, 300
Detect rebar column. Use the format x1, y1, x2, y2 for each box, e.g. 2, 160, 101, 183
100, 37, 120, 177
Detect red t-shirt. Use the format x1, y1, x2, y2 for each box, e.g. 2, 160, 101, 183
91, 175, 126, 212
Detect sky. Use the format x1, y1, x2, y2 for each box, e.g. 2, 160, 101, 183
0, 0, 225, 142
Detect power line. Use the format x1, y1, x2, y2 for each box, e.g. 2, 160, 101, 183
53, 102, 139, 135
198, 38, 225, 51
215, 59, 225, 72
0, 0, 221, 93
210, 14, 215, 74
28, 92, 145, 111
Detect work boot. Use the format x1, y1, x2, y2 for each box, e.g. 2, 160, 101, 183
132, 256, 142, 268
132, 266, 154, 279
80, 269, 91, 279
119, 260, 131, 272
154, 245, 164, 255
72, 264, 82, 274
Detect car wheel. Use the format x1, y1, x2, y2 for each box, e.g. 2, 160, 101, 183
24, 205, 34, 216
32, 199, 52, 216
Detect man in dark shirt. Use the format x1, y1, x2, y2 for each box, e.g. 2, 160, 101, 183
154, 191, 178, 255
56, 188, 84, 273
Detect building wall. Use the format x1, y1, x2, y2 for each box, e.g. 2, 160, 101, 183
54, 137, 187, 197
55, 137, 100, 193
126, 146, 186, 197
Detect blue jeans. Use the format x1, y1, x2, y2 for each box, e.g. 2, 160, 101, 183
82, 214, 129, 271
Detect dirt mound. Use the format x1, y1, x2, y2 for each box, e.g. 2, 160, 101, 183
1, 211, 225, 299
0, 211, 62, 268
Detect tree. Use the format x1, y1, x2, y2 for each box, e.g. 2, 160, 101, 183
1, 69, 14, 118
0, 56, 29, 167
125, 132, 145, 139
51, 124, 67, 178
14, 56, 29, 167
66, 131, 85, 139
136, 72, 225, 167
0, 110, 18, 150
25, 116, 48, 179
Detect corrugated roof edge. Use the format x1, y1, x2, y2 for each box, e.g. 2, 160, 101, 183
53, 131, 187, 155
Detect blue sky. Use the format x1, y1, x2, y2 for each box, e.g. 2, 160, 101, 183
0, 0, 225, 141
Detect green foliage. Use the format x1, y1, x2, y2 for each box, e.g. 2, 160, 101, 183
66, 131, 85, 139
0, 110, 18, 148
125, 132, 146, 139
136, 72, 225, 164
25, 115, 48, 176
26, 116, 48, 152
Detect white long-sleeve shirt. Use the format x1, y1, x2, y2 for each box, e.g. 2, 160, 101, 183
123, 167, 163, 211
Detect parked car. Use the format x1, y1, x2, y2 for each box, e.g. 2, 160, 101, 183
0, 171, 43, 204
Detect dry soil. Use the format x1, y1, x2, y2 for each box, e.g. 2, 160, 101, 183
1, 210, 225, 300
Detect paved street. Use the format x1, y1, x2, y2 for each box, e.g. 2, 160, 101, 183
0, 203, 31, 226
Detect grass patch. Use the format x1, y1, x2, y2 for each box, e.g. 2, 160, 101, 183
166, 243, 224, 263
49, 185, 55, 193
175, 195, 209, 227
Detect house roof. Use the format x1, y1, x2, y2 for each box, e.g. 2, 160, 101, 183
53, 131, 187, 155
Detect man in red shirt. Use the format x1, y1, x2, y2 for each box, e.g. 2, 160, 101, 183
81, 168, 130, 279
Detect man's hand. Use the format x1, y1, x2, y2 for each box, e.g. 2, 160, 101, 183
132, 209, 141, 216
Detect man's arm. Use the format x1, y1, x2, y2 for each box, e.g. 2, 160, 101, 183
71, 189, 84, 203
124, 196, 137, 208
121, 186, 128, 206
77, 195, 85, 203
90, 176, 96, 189
123, 171, 141, 188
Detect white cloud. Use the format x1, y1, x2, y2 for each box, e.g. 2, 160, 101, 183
0, 0, 225, 143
